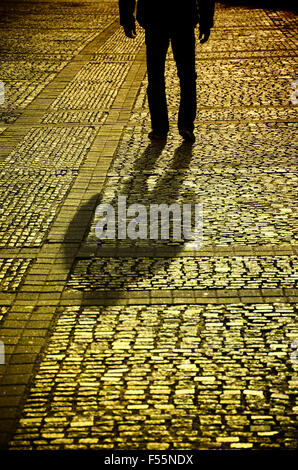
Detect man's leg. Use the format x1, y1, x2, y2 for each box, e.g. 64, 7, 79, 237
145, 28, 170, 135
171, 27, 197, 134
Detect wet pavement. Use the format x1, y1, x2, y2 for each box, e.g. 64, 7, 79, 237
0, 0, 297, 450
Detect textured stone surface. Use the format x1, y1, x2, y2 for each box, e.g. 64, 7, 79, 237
0, 126, 96, 248
85, 122, 298, 248
0, 0, 297, 452
0, 1, 116, 124
0, 259, 33, 292
67, 256, 298, 291
9, 304, 298, 450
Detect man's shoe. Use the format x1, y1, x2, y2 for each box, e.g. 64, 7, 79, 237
179, 129, 195, 143
148, 130, 168, 141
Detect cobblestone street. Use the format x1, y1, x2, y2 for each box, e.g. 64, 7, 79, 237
0, 0, 297, 451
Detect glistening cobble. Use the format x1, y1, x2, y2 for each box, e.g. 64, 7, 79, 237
9, 304, 298, 450
67, 256, 298, 291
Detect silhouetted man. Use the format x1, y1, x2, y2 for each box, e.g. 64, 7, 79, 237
119, 0, 215, 142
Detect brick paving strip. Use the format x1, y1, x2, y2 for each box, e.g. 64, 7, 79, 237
0, 0, 297, 450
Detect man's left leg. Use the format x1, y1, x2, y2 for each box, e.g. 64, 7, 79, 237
171, 27, 197, 140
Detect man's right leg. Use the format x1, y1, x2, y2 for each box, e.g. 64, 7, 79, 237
171, 27, 197, 142
145, 28, 170, 136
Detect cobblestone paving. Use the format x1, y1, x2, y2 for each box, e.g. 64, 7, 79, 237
132, 53, 297, 123
68, 256, 298, 291
86, 123, 298, 248
0, 259, 33, 292
0, 0, 297, 451
0, 126, 97, 248
0, 23, 144, 250
0, 1, 116, 123
9, 304, 298, 450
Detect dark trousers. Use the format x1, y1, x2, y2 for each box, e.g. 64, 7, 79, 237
145, 25, 197, 133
